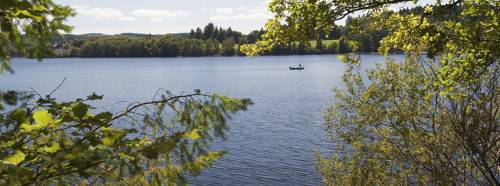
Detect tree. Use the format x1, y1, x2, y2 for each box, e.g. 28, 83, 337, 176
203, 23, 215, 40
320, 56, 499, 185
0, 1, 253, 185
325, 42, 337, 54
0, 0, 73, 73
243, 0, 499, 184
358, 34, 372, 53
316, 39, 324, 54
328, 26, 342, 40
296, 42, 307, 55
195, 27, 203, 39
212, 27, 219, 40
222, 38, 236, 56
337, 37, 351, 54
217, 27, 225, 42
189, 29, 196, 38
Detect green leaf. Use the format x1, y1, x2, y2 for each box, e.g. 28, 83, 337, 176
3, 150, 25, 165
94, 112, 112, 121
102, 128, 126, 147
31, 4, 47, 11
72, 102, 88, 119
184, 129, 201, 140
44, 143, 61, 154
10, 109, 27, 122
14, 10, 43, 22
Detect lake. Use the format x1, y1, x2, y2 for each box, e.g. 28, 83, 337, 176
1, 54, 397, 185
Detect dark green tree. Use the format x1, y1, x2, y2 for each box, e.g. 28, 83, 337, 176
337, 37, 351, 54
316, 39, 324, 53
195, 27, 203, 39
222, 38, 236, 56
203, 23, 215, 40
189, 29, 196, 38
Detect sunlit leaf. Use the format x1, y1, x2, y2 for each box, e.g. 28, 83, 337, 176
184, 129, 201, 140
44, 143, 61, 154
33, 110, 52, 126
14, 10, 43, 22
3, 150, 26, 165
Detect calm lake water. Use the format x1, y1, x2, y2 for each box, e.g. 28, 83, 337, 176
2, 55, 399, 185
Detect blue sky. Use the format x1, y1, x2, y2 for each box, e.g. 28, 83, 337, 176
54, 0, 434, 35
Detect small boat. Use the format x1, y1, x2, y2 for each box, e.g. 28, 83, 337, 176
289, 66, 305, 70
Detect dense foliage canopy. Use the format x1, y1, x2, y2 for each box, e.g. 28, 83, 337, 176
245, 0, 499, 185
0, 0, 73, 73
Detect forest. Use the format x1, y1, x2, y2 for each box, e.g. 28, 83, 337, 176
52, 15, 393, 58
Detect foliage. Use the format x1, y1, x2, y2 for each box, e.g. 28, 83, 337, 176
0, 0, 74, 73
337, 37, 351, 54
221, 38, 236, 56
250, 0, 500, 184
320, 55, 499, 185
77, 36, 211, 57
0, 91, 252, 185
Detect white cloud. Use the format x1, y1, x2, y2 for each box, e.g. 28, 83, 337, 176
73, 6, 191, 23
132, 9, 191, 22
74, 5, 134, 21
215, 8, 234, 14
210, 6, 271, 21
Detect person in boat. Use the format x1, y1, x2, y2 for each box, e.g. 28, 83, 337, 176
299, 64, 302, 68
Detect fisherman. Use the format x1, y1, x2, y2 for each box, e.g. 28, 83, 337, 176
299, 64, 302, 68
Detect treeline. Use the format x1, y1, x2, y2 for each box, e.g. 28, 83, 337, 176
56, 5, 445, 58
55, 24, 250, 57
58, 36, 357, 58
189, 23, 243, 43
70, 36, 239, 58
54, 23, 363, 58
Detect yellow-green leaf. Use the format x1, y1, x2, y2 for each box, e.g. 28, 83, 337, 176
44, 143, 61, 154
102, 136, 117, 147
21, 110, 54, 132
31, 4, 47, 11
118, 153, 136, 161
33, 110, 52, 126
102, 128, 126, 147
184, 129, 201, 140
20, 122, 36, 132
14, 10, 43, 22
3, 150, 25, 165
